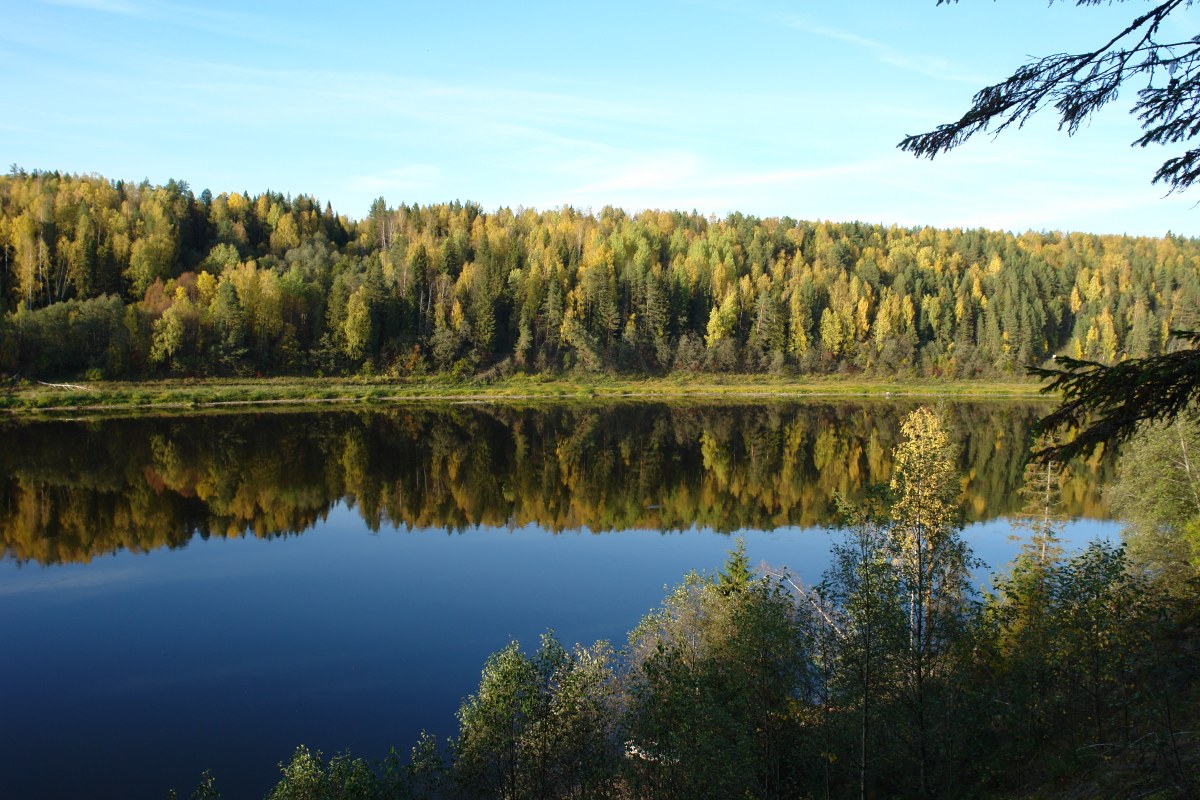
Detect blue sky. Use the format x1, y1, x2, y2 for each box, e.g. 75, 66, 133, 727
3, 0, 1198, 235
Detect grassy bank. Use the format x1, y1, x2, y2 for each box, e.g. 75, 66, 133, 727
0, 373, 1053, 413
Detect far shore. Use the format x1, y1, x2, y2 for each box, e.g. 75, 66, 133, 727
0, 374, 1054, 415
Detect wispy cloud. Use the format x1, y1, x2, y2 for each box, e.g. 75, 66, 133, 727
348, 165, 445, 195
529, 148, 902, 218
948, 190, 1170, 235
38, 0, 139, 14
707, 159, 893, 189
33, 0, 313, 48
784, 17, 987, 85
564, 151, 703, 195
564, 150, 890, 194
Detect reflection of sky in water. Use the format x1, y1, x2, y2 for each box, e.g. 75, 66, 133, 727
0, 505, 1122, 800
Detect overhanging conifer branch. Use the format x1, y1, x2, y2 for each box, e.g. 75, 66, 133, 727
901, 1, 1200, 191
1030, 331, 1200, 460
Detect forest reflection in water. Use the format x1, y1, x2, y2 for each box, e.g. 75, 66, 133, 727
0, 399, 1108, 566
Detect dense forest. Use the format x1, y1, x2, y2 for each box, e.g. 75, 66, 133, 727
3, 169, 1200, 380
0, 402, 1108, 565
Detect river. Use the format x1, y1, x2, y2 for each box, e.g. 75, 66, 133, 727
0, 401, 1118, 798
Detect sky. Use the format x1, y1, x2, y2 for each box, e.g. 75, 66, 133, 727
3, 0, 1199, 236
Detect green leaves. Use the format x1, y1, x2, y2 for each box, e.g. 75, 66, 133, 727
1106, 417, 1200, 594
452, 633, 620, 800
625, 558, 811, 800
266, 746, 379, 800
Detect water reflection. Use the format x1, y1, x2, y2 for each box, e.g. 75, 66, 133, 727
0, 400, 1109, 565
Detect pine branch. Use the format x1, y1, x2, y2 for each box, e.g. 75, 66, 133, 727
904, 1, 1200, 192
1030, 331, 1200, 460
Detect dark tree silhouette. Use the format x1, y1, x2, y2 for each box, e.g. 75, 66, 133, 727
1029, 332, 1200, 460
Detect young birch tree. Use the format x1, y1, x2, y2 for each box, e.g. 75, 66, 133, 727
886, 406, 974, 798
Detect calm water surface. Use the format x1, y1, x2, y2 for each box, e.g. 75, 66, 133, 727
0, 402, 1117, 799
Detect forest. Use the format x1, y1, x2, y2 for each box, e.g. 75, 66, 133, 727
2, 169, 1200, 381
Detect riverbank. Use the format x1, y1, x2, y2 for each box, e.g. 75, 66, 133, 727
0, 374, 1052, 413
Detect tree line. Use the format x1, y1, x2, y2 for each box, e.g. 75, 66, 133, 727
2, 169, 1199, 379
180, 408, 1199, 800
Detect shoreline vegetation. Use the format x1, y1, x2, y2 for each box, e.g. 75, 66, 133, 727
0, 374, 1053, 413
